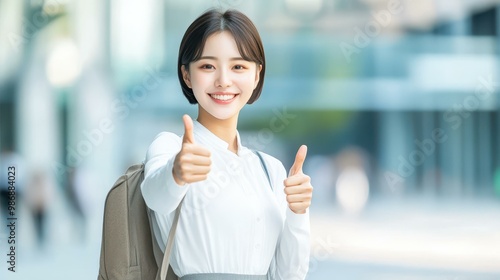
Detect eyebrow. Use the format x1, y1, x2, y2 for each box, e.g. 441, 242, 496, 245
198, 56, 247, 61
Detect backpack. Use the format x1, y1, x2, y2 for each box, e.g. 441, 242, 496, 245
98, 151, 272, 280
98, 163, 179, 280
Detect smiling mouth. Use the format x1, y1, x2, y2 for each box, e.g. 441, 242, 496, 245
209, 93, 237, 100
208, 93, 238, 104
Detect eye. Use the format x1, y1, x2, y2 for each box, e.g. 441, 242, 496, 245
200, 64, 215, 70
233, 65, 246, 70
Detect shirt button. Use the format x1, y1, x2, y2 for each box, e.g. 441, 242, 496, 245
257, 217, 261, 222
255, 244, 261, 249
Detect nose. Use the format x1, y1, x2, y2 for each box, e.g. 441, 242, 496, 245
215, 69, 232, 88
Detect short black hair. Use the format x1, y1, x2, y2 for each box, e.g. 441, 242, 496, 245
178, 9, 266, 104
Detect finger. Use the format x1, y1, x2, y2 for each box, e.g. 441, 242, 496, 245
181, 143, 211, 157
284, 174, 310, 188
284, 184, 312, 195
289, 145, 307, 176
286, 193, 311, 203
288, 202, 309, 213
182, 114, 195, 144
178, 151, 211, 165
189, 154, 212, 166
176, 166, 211, 183
187, 165, 211, 175
191, 145, 211, 157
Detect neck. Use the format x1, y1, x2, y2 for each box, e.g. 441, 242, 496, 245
196, 107, 239, 153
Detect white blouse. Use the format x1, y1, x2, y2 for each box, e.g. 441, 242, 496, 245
141, 120, 310, 279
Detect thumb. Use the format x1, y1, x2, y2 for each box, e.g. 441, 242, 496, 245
289, 145, 307, 177
182, 114, 195, 144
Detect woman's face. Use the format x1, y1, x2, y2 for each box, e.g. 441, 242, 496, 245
182, 31, 261, 120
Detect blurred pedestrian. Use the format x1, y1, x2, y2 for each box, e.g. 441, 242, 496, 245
25, 169, 54, 248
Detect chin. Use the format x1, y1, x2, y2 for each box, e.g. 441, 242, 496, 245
206, 110, 239, 120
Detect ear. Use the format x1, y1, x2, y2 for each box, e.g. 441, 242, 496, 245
254, 64, 262, 90
181, 65, 192, 88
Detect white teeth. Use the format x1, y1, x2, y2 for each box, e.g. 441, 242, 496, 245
210, 94, 236, 101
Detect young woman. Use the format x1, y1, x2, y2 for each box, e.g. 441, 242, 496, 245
141, 8, 313, 280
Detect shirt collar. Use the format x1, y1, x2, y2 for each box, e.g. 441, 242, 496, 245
193, 120, 249, 156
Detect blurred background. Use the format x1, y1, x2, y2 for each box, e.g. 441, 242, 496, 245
1, 0, 500, 279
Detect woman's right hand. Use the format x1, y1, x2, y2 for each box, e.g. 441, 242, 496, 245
172, 115, 212, 185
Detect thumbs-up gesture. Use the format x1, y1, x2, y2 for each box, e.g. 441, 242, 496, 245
284, 145, 313, 214
173, 115, 212, 185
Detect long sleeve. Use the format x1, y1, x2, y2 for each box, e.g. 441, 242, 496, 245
267, 156, 311, 280
274, 208, 310, 279
141, 124, 311, 277
141, 132, 188, 215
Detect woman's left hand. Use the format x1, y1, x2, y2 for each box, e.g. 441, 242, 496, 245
284, 145, 313, 214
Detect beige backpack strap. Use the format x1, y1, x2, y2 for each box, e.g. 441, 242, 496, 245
160, 196, 185, 280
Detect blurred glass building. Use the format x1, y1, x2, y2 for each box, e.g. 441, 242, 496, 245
0, 0, 499, 279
